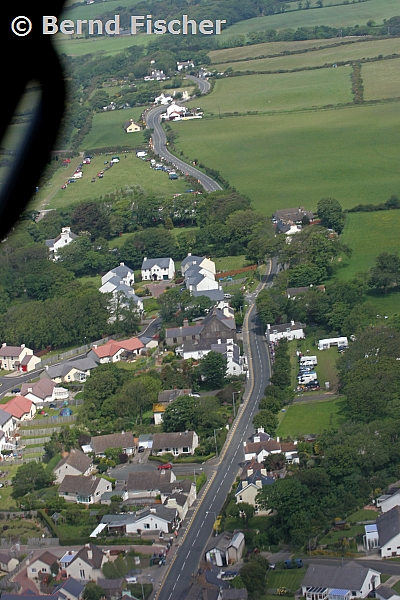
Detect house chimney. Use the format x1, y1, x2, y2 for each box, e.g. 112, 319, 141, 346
267, 324, 271, 330
143, 257, 147, 261
1, 343, 6, 347
120, 262, 125, 267
291, 320, 295, 326
247, 468, 253, 477
261, 468, 267, 476
183, 319, 189, 327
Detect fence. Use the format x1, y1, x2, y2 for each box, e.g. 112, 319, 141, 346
20, 416, 76, 432
23, 437, 49, 445
0, 552, 32, 590
220, 277, 246, 288
37, 335, 116, 369
27, 537, 60, 546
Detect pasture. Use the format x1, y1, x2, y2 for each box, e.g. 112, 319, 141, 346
60, 0, 144, 22
211, 38, 400, 73
55, 33, 150, 56
198, 67, 353, 114
34, 154, 189, 210
170, 103, 400, 214
337, 212, 400, 280
362, 58, 400, 101
81, 108, 145, 149
277, 397, 346, 438
219, 0, 400, 39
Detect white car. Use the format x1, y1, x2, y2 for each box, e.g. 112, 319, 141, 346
125, 576, 137, 584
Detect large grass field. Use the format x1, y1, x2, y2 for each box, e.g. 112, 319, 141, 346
55, 33, 151, 56
362, 58, 400, 101
212, 38, 400, 73
171, 102, 400, 214
81, 108, 145, 149
288, 338, 339, 391
219, 0, 400, 39
267, 568, 308, 592
277, 397, 347, 438
34, 154, 190, 210
198, 67, 352, 114
338, 212, 400, 280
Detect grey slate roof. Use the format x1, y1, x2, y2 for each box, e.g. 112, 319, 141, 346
192, 289, 224, 302
301, 562, 378, 591
55, 449, 92, 475
377, 506, 400, 547
0, 345, 25, 357
153, 431, 196, 450
21, 378, 56, 399
141, 257, 172, 269
58, 475, 103, 495
0, 408, 13, 427
166, 324, 203, 339
68, 543, 104, 570
135, 505, 177, 522
181, 255, 203, 268
158, 389, 191, 403
56, 578, 84, 599
376, 586, 400, 600
97, 578, 124, 591
110, 264, 133, 278
90, 432, 135, 455
127, 470, 174, 491
220, 590, 248, 600
273, 207, 314, 224
205, 531, 233, 554
269, 321, 305, 333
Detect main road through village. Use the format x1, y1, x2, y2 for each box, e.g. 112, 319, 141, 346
157, 262, 277, 600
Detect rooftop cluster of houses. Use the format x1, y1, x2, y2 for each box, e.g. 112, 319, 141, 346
181, 254, 223, 300
272, 206, 315, 236
243, 428, 299, 466
99, 263, 143, 314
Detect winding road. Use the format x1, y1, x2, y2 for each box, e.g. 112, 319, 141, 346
157, 260, 278, 600
145, 76, 222, 192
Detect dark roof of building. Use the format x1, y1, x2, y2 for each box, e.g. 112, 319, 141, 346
220, 590, 248, 600
165, 492, 188, 507
55, 449, 92, 474
181, 255, 204, 268
141, 257, 172, 269
69, 544, 104, 570
166, 324, 203, 339
0, 408, 13, 426
160, 479, 194, 495
192, 289, 225, 302
21, 378, 56, 400
376, 586, 400, 600
158, 389, 191, 404
55, 578, 84, 598
205, 531, 233, 555
33, 551, 58, 567
286, 287, 309, 297
268, 321, 305, 334
377, 506, 400, 547
127, 470, 174, 491
135, 505, 177, 522
177, 583, 219, 600
301, 562, 379, 591
58, 475, 103, 495
97, 578, 124, 590
244, 439, 281, 455
90, 432, 135, 454
0, 345, 27, 357
273, 207, 314, 223
153, 431, 196, 450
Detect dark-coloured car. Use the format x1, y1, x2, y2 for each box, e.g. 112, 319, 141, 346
138, 446, 145, 453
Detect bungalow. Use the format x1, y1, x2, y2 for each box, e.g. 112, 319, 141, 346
0, 344, 39, 372
2, 396, 36, 421
272, 207, 314, 225
205, 531, 245, 567
96, 506, 178, 537
0, 552, 19, 573
123, 119, 142, 133
54, 449, 93, 483
301, 562, 381, 599
41, 355, 99, 384
177, 60, 194, 71
126, 469, 176, 502
88, 432, 136, 457
58, 475, 111, 504
141, 257, 175, 281
91, 337, 144, 364
27, 551, 59, 580
152, 431, 199, 457
266, 321, 305, 344
46, 227, 78, 259
376, 506, 400, 558
20, 379, 69, 406
65, 543, 108, 582
376, 587, 400, 600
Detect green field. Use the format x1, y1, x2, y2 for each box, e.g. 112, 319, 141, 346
34, 154, 190, 210
212, 38, 400, 73
209, 38, 343, 64
338, 212, 400, 280
60, 0, 145, 22
363, 58, 400, 101
171, 103, 400, 214
219, 0, 400, 39
81, 109, 145, 149
267, 568, 308, 592
277, 397, 347, 438
288, 338, 339, 391
198, 67, 352, 114
55, 33, 151, 56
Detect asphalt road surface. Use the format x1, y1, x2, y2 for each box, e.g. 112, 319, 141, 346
145, 76, 222, 193
157, 261, 278, 600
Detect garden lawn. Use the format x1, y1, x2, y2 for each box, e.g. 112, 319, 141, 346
0, 465, 19, 511
319, 524, 364, 545
346, 509, 378, 523
218, 0, 400, 39
213, 255, 247, 272
35, 154, 189, 210
363, 58, 400, 101
212, 38, 400, 73
288, 337, 339, 392
267, 568, 308, 592
170, 102, 400, 215
337, 212, 400, 280
277, 397, 346, 438
198, 68, 353, 115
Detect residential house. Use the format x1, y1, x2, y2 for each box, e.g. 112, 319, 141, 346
0, 409, 15, 437
235, 465, 275, 509
54, 449, 93, 484
376, 506, 400, 558
94, 506, 178, 537
126, 469, 176, 502
138, 335, 158, 350
191, 288, 225, 304
181, 254, 216, 277
184, 258, 219, 294
123, 120, 142, 133
165, 307, 236, 346
45, 227, 78, 259
154, 93, 173, 105
141, 257, 175, 281
58, 475, 111, 504
27, 551, 59, 580
59, 551, 77, 571
177, 60, 194, 71
101, 263, 134, 288
0, 344, 39, 372
272, 207, 314, 225
90, 337, 144, 364
318, 337, 348, 350
2, 396, 36, 421
0, 552, 19, 573
98, 579, 124, 600
65, 543, 108, 582
137, 433, 153, 449
377, 487, 400, 513
21, 379, 69, 406
301, 562, 381, 600
164, 492, 190, 520
153, 389, 192, 425
243, 435, 299, 464
205, 531, 245, 566
152, 431, 199, 457
181, 338, 246, 376
53, 578, 84, 600
41, 355, 99, 384
376, 586, 400, 600
165, 103, 186, 120
266, 321, 305, 344
181, 585, 219, 600
87, 432, 136, 457
276, 220, 302, 235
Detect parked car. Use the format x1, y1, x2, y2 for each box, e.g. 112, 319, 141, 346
11, 388, 21, 394
158, 462, 173, 470
138, 446, 145, 453
125, 576, 137, 584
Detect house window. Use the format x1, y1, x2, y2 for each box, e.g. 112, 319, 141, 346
173, 448, 179, 455
239, 496, 242, 501
80, 570, 86, 579
31, 568, 37, 573
144, 523, 150, 529
173, 338, 177, 344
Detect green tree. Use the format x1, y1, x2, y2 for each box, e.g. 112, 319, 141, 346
12, 463, 54, 499
200, 351, 227, 389
369, 252, 400, 293
252, 410, 278, 436
83, 583, 105, 600
317, 197, 345, 234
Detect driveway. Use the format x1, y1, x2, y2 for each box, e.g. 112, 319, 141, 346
142, 282, 172, 298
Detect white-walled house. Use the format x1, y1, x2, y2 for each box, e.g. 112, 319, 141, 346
266, 321, 305, 344
376, 506, 400, 558
2, 396, 36, 422
58, 475, 111, 504
141, 257, 175, 281
27, 551, 59, 580
181, 338, 246, 376
54, 449, 93, 484
301, 562, 381, 599
181, 254, 216, 276
20, 379, 69, 406
152, 431, 199, 456
65, 544, 108, 582
0, 409, 15, 437
0, 344, 39, 372
46, 227, 77, 258
377, 488, 400, 513
101, 263, 134, 287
